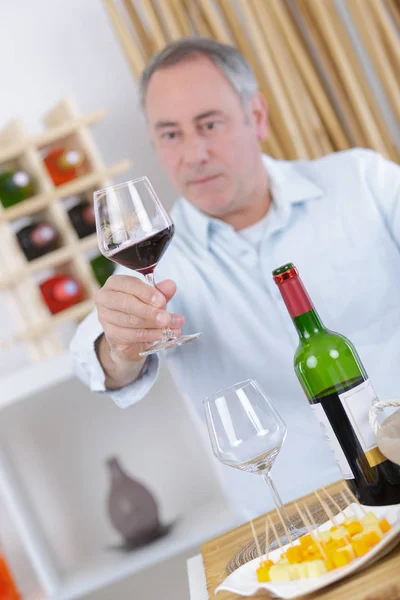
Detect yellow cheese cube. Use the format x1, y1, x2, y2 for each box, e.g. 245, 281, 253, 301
364, 525, 383, 540
331, 526, 349, 540
344, 521, 363, 536
343, 543, 355, 560
318, 531, 332, 544
295, 564, 310, 579
332, 547, 353, 568
286, 546, 303, 564
352, 538, 369, 557
364, 530, 382, 547
269, 565, 291, 582
362, 512, 379, 528
299, 534, 313, 548
306, 560, 328, 578
379, 518, 391, 534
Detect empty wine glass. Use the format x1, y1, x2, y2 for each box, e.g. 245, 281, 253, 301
204, 379, 307, 549
94, 176, 201, 356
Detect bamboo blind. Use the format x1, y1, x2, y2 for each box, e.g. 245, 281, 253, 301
104, 0, 400, 162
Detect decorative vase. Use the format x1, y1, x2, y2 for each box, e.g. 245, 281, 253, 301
106, 456, 162, 548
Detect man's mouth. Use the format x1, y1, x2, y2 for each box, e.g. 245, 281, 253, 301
187, 174, 221, 186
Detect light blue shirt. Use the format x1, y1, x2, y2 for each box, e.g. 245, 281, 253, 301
70, 149, 400, 519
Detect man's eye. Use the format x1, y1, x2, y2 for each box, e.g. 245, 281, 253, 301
162, 131, 178, 140
200, 121, 223, 133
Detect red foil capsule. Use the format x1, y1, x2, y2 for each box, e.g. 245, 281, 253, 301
273, 265, 313, 318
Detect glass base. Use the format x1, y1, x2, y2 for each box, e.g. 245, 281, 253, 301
139, 332, 202, 357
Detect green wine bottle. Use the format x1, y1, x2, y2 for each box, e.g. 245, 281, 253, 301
0, 169, 34, 208
90, 254, 116, 287
273, 262, 400, 506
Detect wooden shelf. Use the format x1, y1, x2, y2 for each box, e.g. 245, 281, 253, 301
0, 98, 129, 366
0, 234, 99, 287
0, 160, 130, 222
56, 501, 237, 600
0, 299, 95, 348
0, 108, 107, 165
0, 352, 73, 410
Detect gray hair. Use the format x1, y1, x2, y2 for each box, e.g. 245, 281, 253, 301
139, 37, 259, 110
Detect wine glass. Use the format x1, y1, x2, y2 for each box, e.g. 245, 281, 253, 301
94, 176, 201, 356
203, 379, 307, 549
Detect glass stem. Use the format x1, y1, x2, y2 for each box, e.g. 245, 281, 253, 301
262, 470, 298, 538
145, 272, 176, 342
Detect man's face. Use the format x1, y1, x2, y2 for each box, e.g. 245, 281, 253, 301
144, 56, 268, 218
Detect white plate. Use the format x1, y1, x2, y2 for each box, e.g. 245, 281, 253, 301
215, 503, 400, 599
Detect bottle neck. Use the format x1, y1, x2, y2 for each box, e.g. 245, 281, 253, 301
273, 266, 326, 341
107, 457, 125, 482
293, 309, 325, 340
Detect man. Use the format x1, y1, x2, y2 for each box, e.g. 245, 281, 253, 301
71, 37, 400, 519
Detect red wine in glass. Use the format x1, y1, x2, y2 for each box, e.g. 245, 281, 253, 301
94, 176, 201, 356
109, 225, 174, 275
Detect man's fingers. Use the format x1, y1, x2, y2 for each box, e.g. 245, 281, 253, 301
103, 275, 168, 308
98, 305, 184, 330
106, 323, 181, 345
155, 280, 177, 303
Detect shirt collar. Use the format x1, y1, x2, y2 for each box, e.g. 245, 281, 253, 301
176, 154, 324, 249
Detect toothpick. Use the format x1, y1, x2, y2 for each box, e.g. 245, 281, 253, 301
342, 483, 367, 516
264, 515, 270, 562
301, 502, 327, 561
275, 505, 294, 545
250, 519, 262, 559
322, 486, 344, 516
269, 515, 283, 551
314, 489, 339, 528
341, 491, 357, 518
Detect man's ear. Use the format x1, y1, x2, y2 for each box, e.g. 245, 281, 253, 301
249, 91, 268, 142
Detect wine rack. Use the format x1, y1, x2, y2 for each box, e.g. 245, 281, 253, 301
0, 97, 131, 368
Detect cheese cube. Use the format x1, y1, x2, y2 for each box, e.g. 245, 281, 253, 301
299, 534, 313, 548
286, 546, 303, 564
306, 560, 328, 578
362, 512, 379, 528
352, 538, 369, 557
364, 530, 382, 547
344, 521, 363, 536
331, 526, 349, 540
332, 547, 353, 568
269, 565, 291, 582
318, 531, 332, 544
379, 518, 391, 534
295, 564, 310, 579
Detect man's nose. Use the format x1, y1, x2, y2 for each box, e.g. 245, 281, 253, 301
182, 134, 209, 166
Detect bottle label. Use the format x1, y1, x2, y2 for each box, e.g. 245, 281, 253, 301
310, 403, 353, 479
339, 379, 386, 468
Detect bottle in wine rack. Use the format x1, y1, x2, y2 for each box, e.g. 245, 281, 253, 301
273, 262, 400, 506
90, 254, 116, 287
16, 220, 59, 261
40, 274, 84, 314
43, 147, 85, 186
0, 169, 35, 208
0, 542, 20, 600
68, 201, 96, 238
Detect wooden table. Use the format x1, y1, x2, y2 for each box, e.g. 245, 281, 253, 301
195, 481, 400, 600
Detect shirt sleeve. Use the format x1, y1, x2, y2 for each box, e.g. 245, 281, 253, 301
363, 149, 400, 247
69, 306, 160, 409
